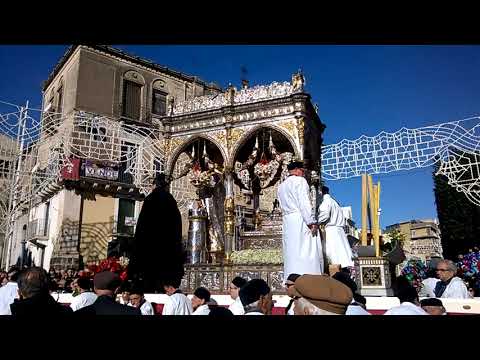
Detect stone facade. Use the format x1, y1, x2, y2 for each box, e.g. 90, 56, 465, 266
385, 219, 443, 261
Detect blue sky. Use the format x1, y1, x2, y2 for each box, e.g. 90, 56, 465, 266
1, 45, 479, 229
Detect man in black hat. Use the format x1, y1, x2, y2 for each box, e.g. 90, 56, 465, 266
128, 173, 185, 293
277, 160, 324, 279
76, 271, 141, 315
239, 279, 273, 315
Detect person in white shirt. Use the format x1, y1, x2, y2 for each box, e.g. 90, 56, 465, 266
277, 161, 323, 279
384, 276, 428, 315
418, 269, 439, 298
0, 266, 20, 315
191, 287, 211, 315
69, 277, 97, 312
433, 260, 471, 299
129, 286, 154, 315
317, 186, 354, 272
228, 276, 247, 315
162, 280, 192, 315
239, 279, 273, 315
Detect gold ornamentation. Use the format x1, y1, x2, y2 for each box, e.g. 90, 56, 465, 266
227, 127, 245, 153
297, 117, 305, 146
163, 138, 171, 154
212, 130, 227, 149
224, 196, 235, 236
279, 120, 296, 136
170, 136, 188, 152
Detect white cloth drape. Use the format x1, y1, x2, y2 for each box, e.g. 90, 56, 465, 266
317, 194, 354, 268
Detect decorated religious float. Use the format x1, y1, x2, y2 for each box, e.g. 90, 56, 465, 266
160, 72, 325, 294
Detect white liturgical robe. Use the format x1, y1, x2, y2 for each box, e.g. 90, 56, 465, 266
192, 304, 210, 315
384, 302, 428, 315
140, 300, 155, 315
228, 297, 245, 315
317, 194, 354, 268
0, 282, 18, 315
277, 175, 323, 278
69, 291, 97, 312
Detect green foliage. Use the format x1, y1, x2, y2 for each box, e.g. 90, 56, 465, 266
381, 228, 405, 253
433, 160, 480, 259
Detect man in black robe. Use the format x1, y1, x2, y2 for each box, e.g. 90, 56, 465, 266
128, 174, 185, 293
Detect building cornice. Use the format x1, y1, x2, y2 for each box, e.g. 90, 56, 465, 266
42, 45, 222, 93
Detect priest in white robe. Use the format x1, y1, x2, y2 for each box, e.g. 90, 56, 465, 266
277, 161, 323, 279
317, 186, 354, 270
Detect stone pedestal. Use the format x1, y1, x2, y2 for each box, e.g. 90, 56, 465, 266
355, 257, 394, 297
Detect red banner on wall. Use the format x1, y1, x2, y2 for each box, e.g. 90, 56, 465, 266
61, 158, 81, 180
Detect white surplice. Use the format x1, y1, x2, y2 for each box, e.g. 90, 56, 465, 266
69, 291, 97, 312
162, 292, 193, 315
277, 175, 324, 279
317, 194, 354, 268
228, 297, 245, 315
384, 302, 428, 315
192, 304, 210, 315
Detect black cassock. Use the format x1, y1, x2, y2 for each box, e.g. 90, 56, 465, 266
128, 186, 185, 292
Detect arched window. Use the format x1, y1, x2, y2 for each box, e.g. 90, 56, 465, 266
122, 71, 145, 121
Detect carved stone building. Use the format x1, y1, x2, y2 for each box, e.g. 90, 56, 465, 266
161, 74, 326, 293
385, 219, 443, 262
7, 45, 221, 270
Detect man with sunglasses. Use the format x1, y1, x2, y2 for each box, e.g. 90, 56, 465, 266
228, 276, 247, 315
433, 260, 470, 299
284, 273, 300, 315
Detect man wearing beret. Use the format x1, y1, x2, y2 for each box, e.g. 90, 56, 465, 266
277, 160, 324, 279
291, 274, 353, 315
76, 271, 141, 315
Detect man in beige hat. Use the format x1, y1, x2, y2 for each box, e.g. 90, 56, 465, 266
291, 274, 353, 315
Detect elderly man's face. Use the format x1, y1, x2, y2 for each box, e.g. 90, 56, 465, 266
436, 263, 454, 282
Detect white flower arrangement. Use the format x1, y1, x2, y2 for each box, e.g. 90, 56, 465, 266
230, 249, 283, 265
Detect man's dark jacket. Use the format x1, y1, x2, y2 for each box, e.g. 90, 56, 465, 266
10, 294, 73, 316
75, 295, 141, 315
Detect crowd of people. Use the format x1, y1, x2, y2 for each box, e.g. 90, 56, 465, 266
0, 261, 471, 316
